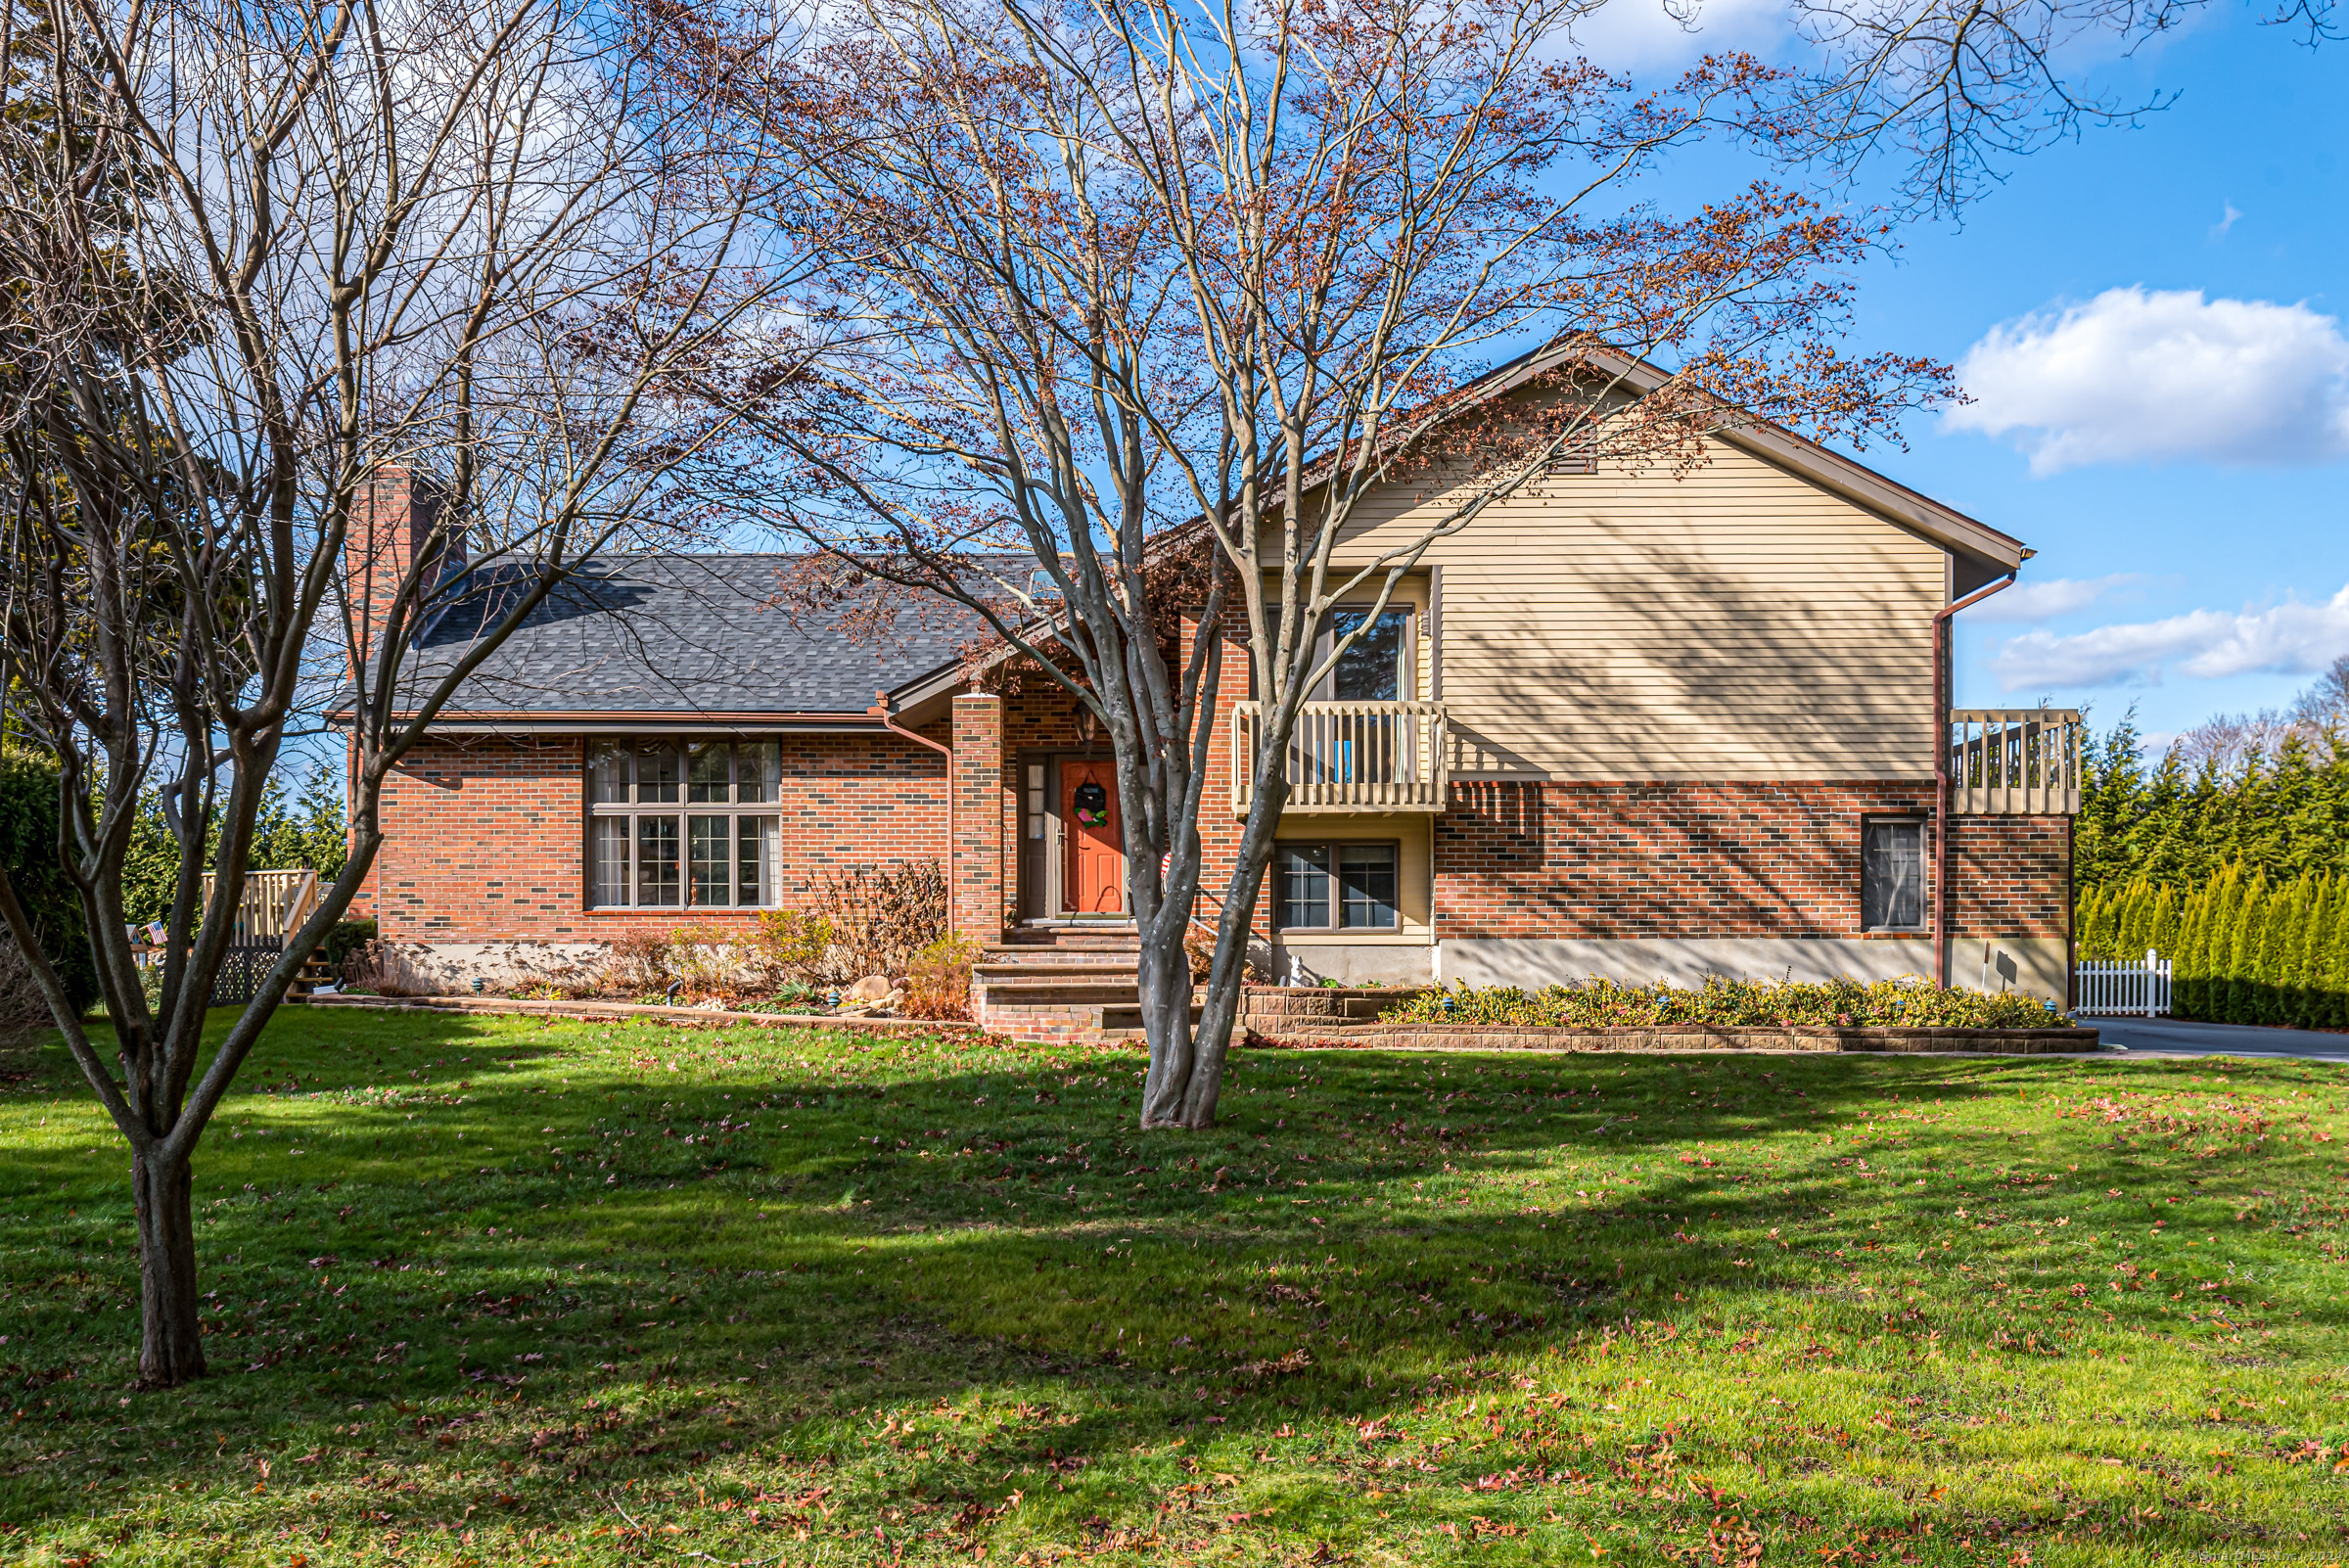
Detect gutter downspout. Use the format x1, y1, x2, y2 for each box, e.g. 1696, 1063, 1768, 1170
1933, 572, 2018, 986
876, 691, 954, 881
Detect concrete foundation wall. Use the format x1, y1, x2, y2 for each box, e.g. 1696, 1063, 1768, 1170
1270, 940, 1438, 988
358, 940, 610, 993
1439, 936, 2070, 1004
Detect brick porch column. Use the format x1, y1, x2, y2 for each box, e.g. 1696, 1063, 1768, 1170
951, 692, 1006, 940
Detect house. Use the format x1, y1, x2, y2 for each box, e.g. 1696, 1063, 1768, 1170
341, 392, 2082, 1032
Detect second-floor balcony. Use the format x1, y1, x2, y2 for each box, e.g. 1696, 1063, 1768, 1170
1231, 700, 1450, 813
1948, 707, 2085, 815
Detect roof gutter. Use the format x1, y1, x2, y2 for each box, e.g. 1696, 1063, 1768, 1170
1933, 571, 2017, 986
321, 710, 893, 735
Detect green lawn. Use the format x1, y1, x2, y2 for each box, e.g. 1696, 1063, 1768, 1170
3, 1009, 2347, 1566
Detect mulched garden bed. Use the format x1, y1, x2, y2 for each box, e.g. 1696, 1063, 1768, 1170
305, 992, 2098, 1053
1245, 1020, 2100, 1054
303, 992, 989, 1039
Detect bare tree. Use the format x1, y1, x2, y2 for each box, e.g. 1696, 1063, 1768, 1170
2291, 655, 2349, 733
0, 0, 794, 1384
2169, 710, 2299, 771
686, 0, 1951, 1128
2165, 655, 2349, 768
1784, 0, 2337, 212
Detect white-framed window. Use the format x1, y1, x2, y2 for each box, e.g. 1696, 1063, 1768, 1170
588, 741, 782, 907
1273, 841, 1400, 931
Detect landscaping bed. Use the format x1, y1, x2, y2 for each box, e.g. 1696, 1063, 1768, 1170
1379, 972, 2078, 1030
1241, 976, 2093, 1051
306, 990, 989, 1038
1248, 1018, 2099, 1052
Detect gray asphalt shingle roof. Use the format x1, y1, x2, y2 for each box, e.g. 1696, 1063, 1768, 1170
399, 554, 982, 716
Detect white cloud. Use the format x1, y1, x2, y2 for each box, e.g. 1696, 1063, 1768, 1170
1943, 287, 2349, 474
2210, 202, 2242, 241
1959, 573, 2142, 623
1567, 0, 1787, 72
1990, 583, 2349, 690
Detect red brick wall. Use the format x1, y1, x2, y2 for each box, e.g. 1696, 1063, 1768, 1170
1946, 812, 2072, 940
357, 679, 2067, 954
349, 467, 457, 678
359, 729, 948, 942
1433, 780, 2067, 944
951, 694, 1005, 937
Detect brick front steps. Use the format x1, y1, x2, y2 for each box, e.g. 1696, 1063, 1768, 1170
977, 942, 1444, 1043
1245, 1020, 2097, 1054
976, 926, 1162, 1043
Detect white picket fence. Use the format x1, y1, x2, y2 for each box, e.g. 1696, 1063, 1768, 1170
2074, 949, 2171, 1017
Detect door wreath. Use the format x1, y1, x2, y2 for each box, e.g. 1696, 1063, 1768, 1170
1073, 779, 1110, 827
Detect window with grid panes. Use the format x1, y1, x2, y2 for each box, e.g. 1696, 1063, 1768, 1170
1271, 841, 1400, 931
588, 741, 783, 906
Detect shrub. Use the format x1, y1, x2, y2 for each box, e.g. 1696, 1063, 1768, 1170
510, 958, 606, 1002
0, 922, 59, 1038
902, 934, 979, 1021
767, 978, 820, 1010
323, 918, 377, 968
340, 939, 431, 997
1380, 974, 2070, 1030
811, 861, 947, 982
666, 923, 740, 1001
1182, 926, 1218, 982
0, 746, 98, 1018
742, 909, 833, 992
2084, 864, 2349, 1029
604, 931, 678, 995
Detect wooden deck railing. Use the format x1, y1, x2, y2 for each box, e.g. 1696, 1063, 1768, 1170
1948, 708, 2084, 815
196, 867, 321, 947
1232, 701, 1449, 812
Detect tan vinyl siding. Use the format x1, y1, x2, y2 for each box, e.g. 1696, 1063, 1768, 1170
1323, 439, 1947, 780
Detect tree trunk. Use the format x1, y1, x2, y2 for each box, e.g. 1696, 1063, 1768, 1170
133, 1147, 206, 1387
1136, 915, 1199, 1128
1141, 770, 1284, 1129
1180, 948, 1246, 1128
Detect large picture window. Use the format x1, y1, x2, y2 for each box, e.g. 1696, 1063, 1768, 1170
1313, 605, 1411, 702
589, 741, 782, 907
1860, 816, 1927, 932
1273, 841, 1400, 931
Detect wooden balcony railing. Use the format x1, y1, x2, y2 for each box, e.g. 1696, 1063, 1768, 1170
1232, 701, 1449, 812
197, 867, 321, 947
1948, 708, 2084, 815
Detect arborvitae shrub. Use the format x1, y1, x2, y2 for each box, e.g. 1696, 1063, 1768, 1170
0, 746, 99, 1020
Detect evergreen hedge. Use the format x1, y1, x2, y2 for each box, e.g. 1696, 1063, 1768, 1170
2077, 866, 2349, 1029
0, 746, 100, 1017
2077, 715, 2349, 892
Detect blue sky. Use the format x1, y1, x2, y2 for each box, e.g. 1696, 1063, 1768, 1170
1587, 0, 2349, 745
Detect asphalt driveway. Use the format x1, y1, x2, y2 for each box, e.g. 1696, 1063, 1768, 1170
2085, 1015, 2349, 1063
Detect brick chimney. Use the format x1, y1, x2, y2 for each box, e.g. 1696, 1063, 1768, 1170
348, 466, 463, 675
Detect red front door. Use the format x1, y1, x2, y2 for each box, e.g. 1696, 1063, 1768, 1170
1061, 761, 1124, 914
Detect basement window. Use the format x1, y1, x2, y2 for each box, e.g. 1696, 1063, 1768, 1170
588, 741, 782, 907
1860, 816, 1927, 932
1273, 842, 1399, 932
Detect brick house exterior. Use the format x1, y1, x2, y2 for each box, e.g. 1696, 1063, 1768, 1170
344, 367, 2080, 1011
